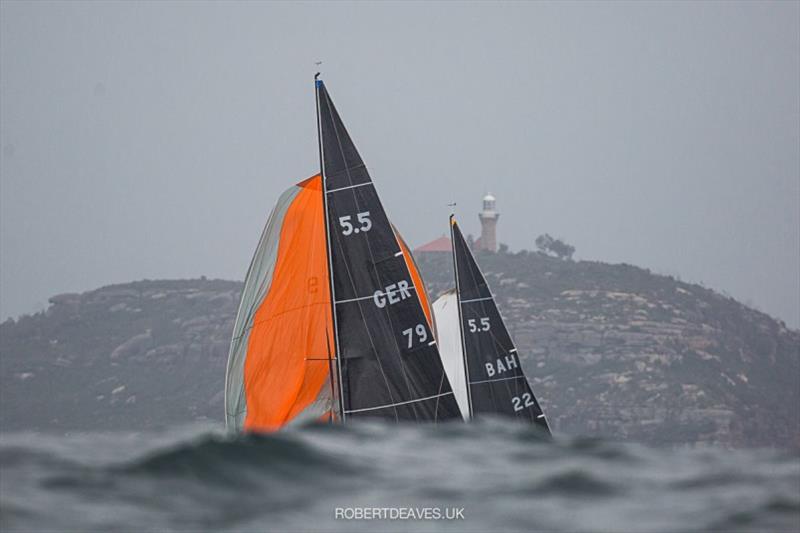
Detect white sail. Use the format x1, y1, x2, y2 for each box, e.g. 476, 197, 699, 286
432, 289, 470, 420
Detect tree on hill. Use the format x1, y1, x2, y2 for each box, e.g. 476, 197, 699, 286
535, 233, 575, 260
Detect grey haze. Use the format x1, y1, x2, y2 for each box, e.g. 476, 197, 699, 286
1, 1, 798, 327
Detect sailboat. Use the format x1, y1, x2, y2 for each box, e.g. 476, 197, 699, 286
224, 78, 462, 431
432, 215, 551, 433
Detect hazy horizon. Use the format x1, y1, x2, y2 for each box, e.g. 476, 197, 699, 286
2, 1, 798, 328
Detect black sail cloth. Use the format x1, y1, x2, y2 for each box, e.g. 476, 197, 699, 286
316, 81, 461, 422
451, 217, 550, 433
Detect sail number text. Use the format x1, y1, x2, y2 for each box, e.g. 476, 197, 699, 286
402, 324, 428, 349
374, 280, 412, 308
467, 317, 490, 332
512, 393, 535, 412
339, 212, 372, 235
485, 353, 518, 377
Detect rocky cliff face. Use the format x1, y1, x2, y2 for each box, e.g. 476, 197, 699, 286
1, 279, 239, 431
415, 251, 799, 448
1, 254, 797, 447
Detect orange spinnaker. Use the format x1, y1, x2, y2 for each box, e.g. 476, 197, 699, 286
243, 175, 334, 431
397, 230, 433, 328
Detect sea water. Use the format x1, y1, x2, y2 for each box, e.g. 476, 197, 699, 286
1, 419, 798, 532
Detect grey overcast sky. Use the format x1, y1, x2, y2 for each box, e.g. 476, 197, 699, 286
1, 1, 798, 328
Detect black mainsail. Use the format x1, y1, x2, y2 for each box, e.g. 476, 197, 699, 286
450, 216, 550, 432
316, 79, 461, 422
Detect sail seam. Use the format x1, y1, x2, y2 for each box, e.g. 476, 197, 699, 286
334, 286, 416, 305
334, 295, 375, 305
344, 391, 454, 414
469, 375, 526, 386
460, 296, 494, 304
327, 181, 373, 194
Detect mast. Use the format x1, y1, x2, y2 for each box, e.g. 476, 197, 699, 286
316, 74, 345, 422
450, 214, 474, 419
325, 329, 335, 424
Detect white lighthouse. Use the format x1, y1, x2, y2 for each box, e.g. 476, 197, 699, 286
478, 193, 499, 252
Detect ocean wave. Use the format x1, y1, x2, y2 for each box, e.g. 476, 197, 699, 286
1, 421, 798, 532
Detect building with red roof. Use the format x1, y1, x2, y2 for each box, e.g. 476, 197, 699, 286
414, 235, 452, 253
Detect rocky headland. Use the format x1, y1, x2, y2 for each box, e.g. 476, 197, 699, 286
1, 252, 797, 447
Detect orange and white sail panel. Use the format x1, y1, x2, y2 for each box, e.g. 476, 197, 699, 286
225, 175, 336, 432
